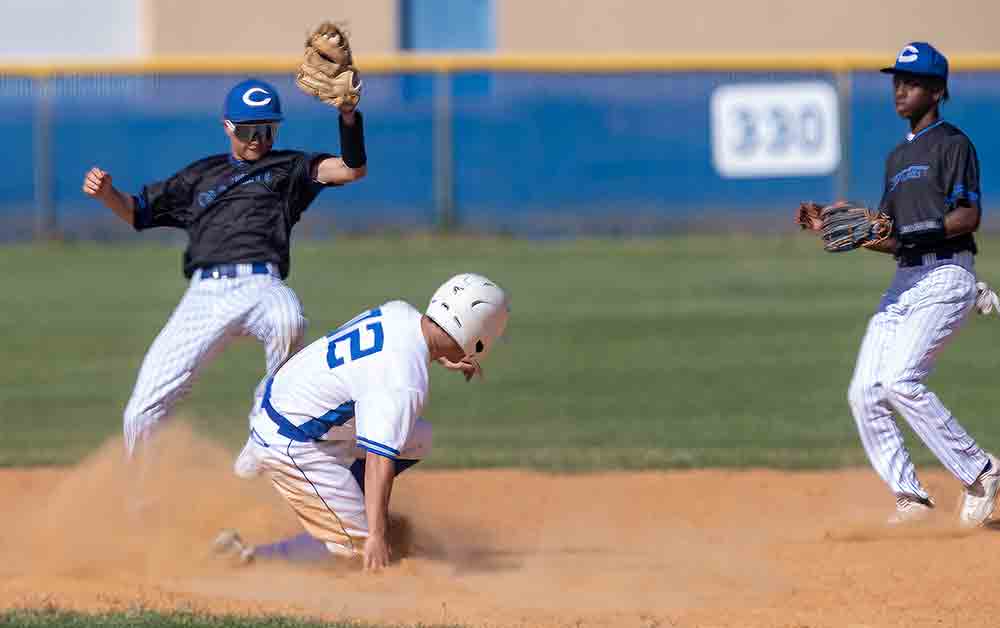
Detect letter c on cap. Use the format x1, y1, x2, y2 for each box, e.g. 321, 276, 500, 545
897, 45, 919, 63
243, 87, 272, 107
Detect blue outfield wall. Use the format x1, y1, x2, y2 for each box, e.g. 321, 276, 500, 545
2, 70, 999, 237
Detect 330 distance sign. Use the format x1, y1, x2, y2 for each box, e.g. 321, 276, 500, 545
710, 81, 841, 178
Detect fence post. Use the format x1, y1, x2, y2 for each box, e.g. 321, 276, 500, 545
432, 70, 455, 231
835, 69, 852, 203
33, 76, 56, 239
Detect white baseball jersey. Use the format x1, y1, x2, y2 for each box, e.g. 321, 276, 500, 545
253, 300, 430, 459
243, 300, 432, 557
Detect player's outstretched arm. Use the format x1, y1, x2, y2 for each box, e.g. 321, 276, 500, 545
297, 21, 366, 185
312, 110, 368, 185
82, 167, 135, 225
362, 452, 395, 571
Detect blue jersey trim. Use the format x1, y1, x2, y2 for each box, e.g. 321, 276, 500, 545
356, 436, 400, 455
907, 119, 946, 143
261, 377, 357, 442
317, 401, 357, 425
947, 184, 981, 206
357, 444, 398, 460
132, 192, 152, 230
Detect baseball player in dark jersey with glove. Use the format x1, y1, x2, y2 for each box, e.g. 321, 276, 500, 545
82, 75, 367, 461
798, 42, 1000, 526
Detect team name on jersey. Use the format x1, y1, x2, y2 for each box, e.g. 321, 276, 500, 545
197, 170, 275, 208
889, 165, 930, 192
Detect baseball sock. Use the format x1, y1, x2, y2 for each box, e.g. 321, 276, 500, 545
253, 532, 329, 562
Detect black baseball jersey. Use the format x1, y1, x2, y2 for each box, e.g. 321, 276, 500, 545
133, 150, 335, 278
878, 120, 981, 256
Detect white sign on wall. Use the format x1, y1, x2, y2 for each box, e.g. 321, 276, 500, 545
710, 82, 841, 178
1, 0, 145, 60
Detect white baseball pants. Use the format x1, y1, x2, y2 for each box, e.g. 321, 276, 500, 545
244, 412, 433, 558
123, 264, 307, 456
848, 252, 989, 499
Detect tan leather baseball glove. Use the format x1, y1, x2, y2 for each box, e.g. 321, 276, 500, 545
295, 22, 362, 112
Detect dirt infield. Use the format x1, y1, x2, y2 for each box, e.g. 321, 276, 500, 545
3, 425, 1000, 628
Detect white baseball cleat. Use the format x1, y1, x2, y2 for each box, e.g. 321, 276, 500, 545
960, 454, 1000, 528
213, 529, 256, 565
887, 494, 935, 525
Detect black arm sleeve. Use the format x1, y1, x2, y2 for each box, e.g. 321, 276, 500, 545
339, 111, 367, 168
133, 170, 196, 231
942, 138, 982, 211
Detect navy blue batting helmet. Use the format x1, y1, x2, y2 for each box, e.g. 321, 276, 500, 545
224, 79, 284, 122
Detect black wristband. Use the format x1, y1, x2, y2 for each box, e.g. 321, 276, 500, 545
339, 111, 367, 168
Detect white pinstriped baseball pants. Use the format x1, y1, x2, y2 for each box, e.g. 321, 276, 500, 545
848, 252, 988, 499
123, 265, 307, 456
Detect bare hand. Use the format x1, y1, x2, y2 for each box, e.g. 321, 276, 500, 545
795, 201, 824, 232
363, 533, 391, 571
437, 356, 483, 382
82, 167, 113, 201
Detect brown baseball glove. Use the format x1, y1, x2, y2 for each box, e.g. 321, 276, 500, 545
795, 201, 823, 232
819, 201, 892, 253
295, 22, 361, 112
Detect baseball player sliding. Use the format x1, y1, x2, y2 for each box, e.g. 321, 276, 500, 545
214, 274, 510, 571
797, 42, 999, 526
82, 24, 367, 460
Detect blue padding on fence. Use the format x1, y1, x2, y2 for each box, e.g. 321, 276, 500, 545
449, 71, 836, 231
3, 69, 1000, 237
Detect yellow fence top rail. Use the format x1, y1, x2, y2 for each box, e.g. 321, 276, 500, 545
4, 53, 1000, 77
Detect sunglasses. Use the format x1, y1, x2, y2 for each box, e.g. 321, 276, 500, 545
225, 120, 279, 143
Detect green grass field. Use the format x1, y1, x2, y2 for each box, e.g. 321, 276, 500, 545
5, 235, 1000, 470
0, 609, 459, 628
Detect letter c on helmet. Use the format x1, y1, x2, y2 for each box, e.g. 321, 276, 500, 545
243, 87, 272, 107
897, 45, 919, 64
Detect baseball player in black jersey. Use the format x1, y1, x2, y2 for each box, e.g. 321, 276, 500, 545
800, 42, 1000, 526
82, 78, 368, 460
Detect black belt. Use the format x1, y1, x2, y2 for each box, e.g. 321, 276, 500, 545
199, 262, 271, 279
897, 249, 970, 268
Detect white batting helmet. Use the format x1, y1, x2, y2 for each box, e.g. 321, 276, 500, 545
426, 273, 510, 359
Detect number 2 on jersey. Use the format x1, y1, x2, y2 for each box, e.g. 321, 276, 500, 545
326, 308, 384, 368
